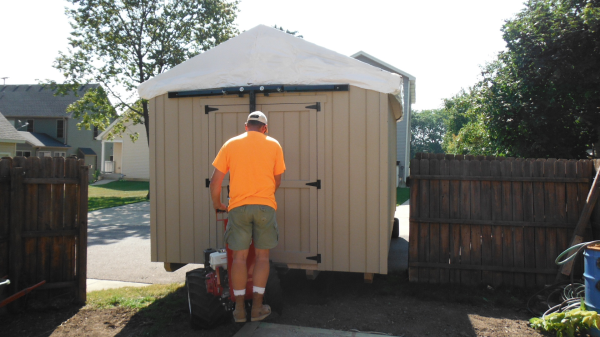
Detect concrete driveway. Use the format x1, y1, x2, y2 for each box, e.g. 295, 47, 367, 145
87, 202, 198, 284
87, 200, 410, 284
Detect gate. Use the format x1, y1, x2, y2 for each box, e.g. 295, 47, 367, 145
0, 156, 88, 307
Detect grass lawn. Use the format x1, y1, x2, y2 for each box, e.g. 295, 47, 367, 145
397, 187, 409, 206
88, 180, 149, 211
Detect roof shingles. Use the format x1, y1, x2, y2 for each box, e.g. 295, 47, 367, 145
0, 112, 25, 142
0, 84, 99, 118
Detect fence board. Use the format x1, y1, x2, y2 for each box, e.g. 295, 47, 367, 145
512, 159, 525, 287
418, 159, 430, 283
469, 160, 482, 285
408, 154, 600, 287
0, 159, 11, 278
523, 159, 536, 287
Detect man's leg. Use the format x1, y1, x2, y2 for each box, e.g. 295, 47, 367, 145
231, 249, 249, 322
231, 249, 249, 290
253, 248, 270, 288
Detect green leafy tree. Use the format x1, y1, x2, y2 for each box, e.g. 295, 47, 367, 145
47, 0, 239, 143
410, 109, 447, 156
441, 88, 505, 156
273, 25, 303, 38
478, 0, 600, 158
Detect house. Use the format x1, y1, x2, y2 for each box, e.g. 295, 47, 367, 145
351, 51, 416, 187
0, 112, 26, 157
0, 84, 113, 177
96, 116, 149, 181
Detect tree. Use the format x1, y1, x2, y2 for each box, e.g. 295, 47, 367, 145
273, 25, 303, 38
477, 0, 600, 158
410, 109, 447, 156
441, 89, 505, 156
48, 0, 239, 144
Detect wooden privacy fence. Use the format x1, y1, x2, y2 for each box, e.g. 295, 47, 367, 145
408, 153, 600, 287
0, 156, 88, 306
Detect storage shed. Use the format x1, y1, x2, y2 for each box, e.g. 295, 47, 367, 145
138, 25, 404, 276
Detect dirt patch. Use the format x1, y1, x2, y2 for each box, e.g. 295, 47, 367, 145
2, 270, 552, 337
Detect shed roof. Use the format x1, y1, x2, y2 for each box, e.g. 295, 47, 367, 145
19, 131, 70, 148
0, 112, 26, 143
0, 84, 99, 118
138, 25, 403, 100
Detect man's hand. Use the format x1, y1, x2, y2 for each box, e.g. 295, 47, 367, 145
210, 168, 228, 211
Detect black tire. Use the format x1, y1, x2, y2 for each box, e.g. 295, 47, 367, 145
391, 218, 400, 238
186, 268, 229, 329
264, 264, 284, 315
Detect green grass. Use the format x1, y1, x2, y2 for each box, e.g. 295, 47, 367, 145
85, 283, 183, 310
88, 180, 149, 211
396, 187, 410, 206
86, 284, 186, 336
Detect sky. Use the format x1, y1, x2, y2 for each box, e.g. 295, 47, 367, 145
0, 0, 528, 111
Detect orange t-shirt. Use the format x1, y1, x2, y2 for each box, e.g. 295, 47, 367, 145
212, 132, 286, 211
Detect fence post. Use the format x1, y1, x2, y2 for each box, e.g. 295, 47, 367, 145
8, 166, 24, 310
77, 163, 89, 304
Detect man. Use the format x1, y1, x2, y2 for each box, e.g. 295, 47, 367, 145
210, 111, 286, 323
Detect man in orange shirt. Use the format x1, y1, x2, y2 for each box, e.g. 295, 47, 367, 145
210, 111, 286, 323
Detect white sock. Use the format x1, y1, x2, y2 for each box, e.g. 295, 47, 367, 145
233, 289, 246, 296
253, 286, 265, 294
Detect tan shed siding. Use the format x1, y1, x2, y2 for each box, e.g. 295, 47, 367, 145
178, 98, 195, 263
365, 90, 381, 273
164, 97, 180, 262
323, 92, 334, 271
379, 92, 390, 274
332, 91, 350, 271
0, 143, 16, 156
349, 87, 367, 272
149, 98, 157, 261
122, 122, 149, 180
155, 95, 167, 261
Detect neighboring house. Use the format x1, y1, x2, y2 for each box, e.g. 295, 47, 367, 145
0, 84, 113, 178
0, 112, 26, 157
96, 116, 149, 181
351, 51, 416, 187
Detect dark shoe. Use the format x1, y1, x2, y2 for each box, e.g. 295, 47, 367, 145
251, 292, 271, 321
233, 295, 246, 323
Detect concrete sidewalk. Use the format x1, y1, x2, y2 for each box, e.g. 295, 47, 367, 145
234, 322, 402, 337
87, 278, 151, 292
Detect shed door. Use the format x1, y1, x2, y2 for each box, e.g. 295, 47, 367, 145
207, 105, 251, 249
207, 103, 319, 265
261, 104, 318, 265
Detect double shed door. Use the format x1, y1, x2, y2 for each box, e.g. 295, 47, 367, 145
207, 103, 319, 265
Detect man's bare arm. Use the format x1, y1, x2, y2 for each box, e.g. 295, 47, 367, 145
210, 168, 228, 210
275, 174, 282, 192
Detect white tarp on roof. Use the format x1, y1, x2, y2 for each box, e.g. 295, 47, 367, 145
138, 25, 403, 100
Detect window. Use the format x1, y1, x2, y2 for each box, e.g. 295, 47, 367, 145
26, 119, 33, 132
57, 120, 64, 138
16, 151, 31, 157
37, 151, 51, 158
54, 152, 66, 158
93, 126, 99, 138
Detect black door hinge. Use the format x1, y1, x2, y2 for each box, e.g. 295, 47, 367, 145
306, 254, 321, 263
205, 106, 219, 114
305, 180, 321, 189
305, 102, 320, 111
206, 179, 210, 188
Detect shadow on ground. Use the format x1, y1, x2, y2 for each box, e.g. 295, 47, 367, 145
87, 202, 150, 246
1, 270, 544, 337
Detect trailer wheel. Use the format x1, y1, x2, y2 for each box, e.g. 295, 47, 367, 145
186, 268, 228, 329
391, 218, 400, 238
264, 264, 284, 315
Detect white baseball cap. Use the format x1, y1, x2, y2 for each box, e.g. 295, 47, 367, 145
247, 111, 267, 124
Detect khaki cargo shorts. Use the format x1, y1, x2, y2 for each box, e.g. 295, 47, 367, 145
225, 204, 279, 250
